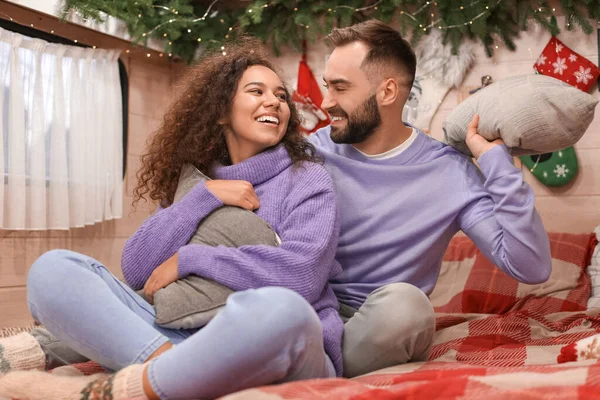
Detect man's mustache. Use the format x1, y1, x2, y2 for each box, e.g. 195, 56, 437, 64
326, 107, 348, 119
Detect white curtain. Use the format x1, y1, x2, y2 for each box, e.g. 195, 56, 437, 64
0, 27, 123, 230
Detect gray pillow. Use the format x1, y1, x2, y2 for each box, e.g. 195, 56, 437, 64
443, 74, 598, 157
137, 164, 280, 329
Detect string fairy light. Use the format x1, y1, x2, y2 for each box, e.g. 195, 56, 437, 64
411, 0, 504, 31
0, 10, 171, 61
151, 5, 178, 14
135, 0, 519, 57
413, 0, 491, 17
141, 0, 220, 39
32, 0, 583, 63
355, 0, 384, 12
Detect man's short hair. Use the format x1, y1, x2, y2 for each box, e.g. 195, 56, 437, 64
325, 19, 416, 88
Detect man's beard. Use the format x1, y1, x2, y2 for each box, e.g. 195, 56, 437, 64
328, 94, 382, 144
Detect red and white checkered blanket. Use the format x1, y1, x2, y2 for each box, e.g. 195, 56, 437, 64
428, 233, 599, 367
222, 232, 600, 399
222, 360, 600, 399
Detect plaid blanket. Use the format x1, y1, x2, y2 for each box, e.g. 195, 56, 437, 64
222, 360, 600, 399
429, 233, 599, 367
222, 232, 600, 399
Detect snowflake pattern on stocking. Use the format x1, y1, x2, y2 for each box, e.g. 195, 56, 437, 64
554, 164, 570, 178
553, 58, 568, 75
535, 37, 600, 92
536, 54, 547, 66
574, 66, 593, 85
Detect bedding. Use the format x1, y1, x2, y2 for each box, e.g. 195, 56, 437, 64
2, 231, 598, 400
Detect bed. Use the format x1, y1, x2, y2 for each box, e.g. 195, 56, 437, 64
2, 230, 599, 399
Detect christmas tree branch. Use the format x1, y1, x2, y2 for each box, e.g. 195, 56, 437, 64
58, 0, 600, 63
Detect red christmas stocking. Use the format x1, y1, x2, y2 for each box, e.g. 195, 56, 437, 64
534, 37, 600, 92
292, 42, 330, 135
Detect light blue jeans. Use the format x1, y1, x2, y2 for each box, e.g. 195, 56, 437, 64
27, 250, 335, 399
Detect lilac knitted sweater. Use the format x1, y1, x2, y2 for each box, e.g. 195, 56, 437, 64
121, 144, 344, 376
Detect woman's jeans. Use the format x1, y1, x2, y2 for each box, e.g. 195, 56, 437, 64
27, 250, 335, 399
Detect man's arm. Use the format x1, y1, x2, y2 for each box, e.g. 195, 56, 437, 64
458, 116, 552, 284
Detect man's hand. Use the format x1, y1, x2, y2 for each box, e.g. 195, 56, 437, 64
465, 114, 504, 159
144, 253, 179, 304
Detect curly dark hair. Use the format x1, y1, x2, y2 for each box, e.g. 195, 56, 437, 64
133, 37, 317, 208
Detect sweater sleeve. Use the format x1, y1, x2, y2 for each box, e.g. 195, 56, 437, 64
177, 175, 341, 305
457, 145, 552, 284
121, 182, 223, 289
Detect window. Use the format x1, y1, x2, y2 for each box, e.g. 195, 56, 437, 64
0, 21, 127, 229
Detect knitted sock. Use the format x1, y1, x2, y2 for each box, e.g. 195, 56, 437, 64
0, 363, 149, 400
557, 334, 600, 363
0, 332, 46, 374
80, 363, 149, 400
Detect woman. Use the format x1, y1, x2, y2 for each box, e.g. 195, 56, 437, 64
2, 38, 343, 400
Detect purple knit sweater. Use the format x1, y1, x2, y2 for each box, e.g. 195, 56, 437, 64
121, 144, 344, 376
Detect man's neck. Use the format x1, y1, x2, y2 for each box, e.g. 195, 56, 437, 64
352, 120, 413, 156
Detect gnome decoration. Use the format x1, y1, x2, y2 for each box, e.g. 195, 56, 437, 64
403, 29, 475, 133
292, 42, 330, 135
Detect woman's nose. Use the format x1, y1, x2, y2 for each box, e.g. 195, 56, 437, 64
263, 92, 280, 108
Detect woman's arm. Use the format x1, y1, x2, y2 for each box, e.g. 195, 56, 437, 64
177, 172, 341, 304
122, 182, 223, 289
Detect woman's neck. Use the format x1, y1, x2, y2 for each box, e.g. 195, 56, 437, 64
226, 136, 263, 165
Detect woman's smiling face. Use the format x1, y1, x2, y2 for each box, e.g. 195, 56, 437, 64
225, 65, 291, 164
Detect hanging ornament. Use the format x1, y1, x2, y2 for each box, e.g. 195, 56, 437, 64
403, 28, 475, 133
520, 148, 578, 187
468, 75, 494, 94
292, 41, 330, 134
534, 37, 600, 92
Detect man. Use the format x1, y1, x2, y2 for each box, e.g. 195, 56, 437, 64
308, 19, 551, 378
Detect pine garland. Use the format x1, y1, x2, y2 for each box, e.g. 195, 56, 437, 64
60, 0, 600, 62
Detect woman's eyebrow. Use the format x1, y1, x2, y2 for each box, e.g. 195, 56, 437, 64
244, 82, 286, 92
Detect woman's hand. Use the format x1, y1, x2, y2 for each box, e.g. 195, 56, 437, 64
144, 253, 180, 304
206, 180, 260, 210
